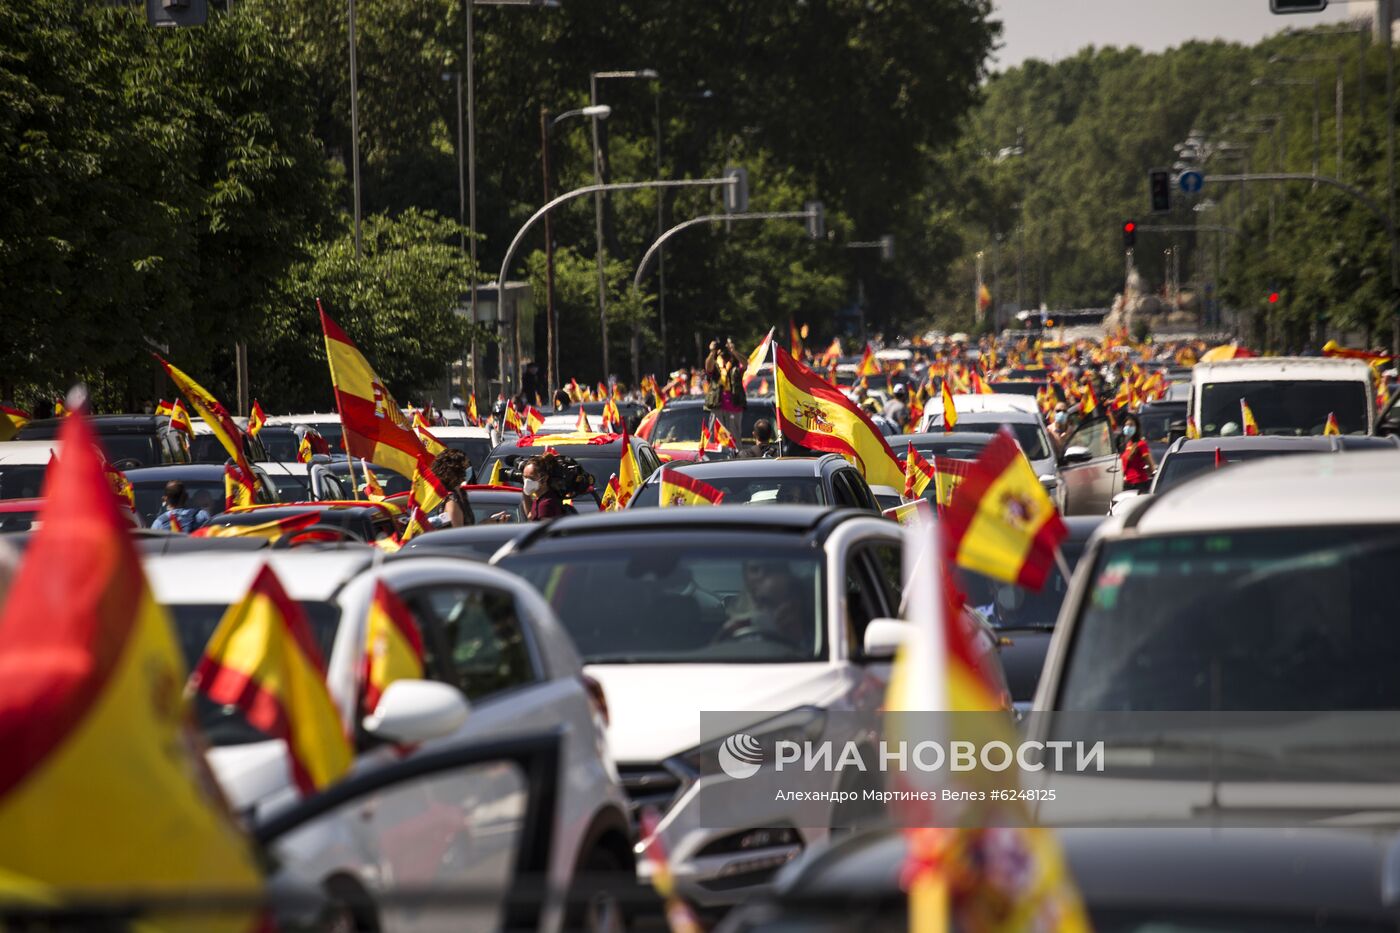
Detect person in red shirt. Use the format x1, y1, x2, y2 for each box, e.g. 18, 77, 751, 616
1118, 413, 1155, 492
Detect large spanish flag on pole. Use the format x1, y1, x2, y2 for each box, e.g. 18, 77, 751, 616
773, 345, 904, 488
0, 414, 261, 927
319, 301, 430, 481
361, 581, 426, 714
157, 355, 254, 482
943, 430, 1067, 591
190, 564, 353, 795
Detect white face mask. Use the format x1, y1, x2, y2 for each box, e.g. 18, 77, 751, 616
1054, 411, 1067, 425
1123, 424, 1136, 438
523, 477, 541, 496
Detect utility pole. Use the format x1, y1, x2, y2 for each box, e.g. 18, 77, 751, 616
348, 0, 362, 258
540, 107, 558, 397
589, 73, 608, 380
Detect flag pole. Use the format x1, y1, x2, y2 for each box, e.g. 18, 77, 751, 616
770, 332, 785, 451
1053, 545, 1073, 584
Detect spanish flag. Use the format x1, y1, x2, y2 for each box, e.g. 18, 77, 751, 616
940, 380, 958, 433
931, 456, 971, 509
0, 414, 261, 927
156, 359, 248, 488
488, 460, 505, 486
168, 398, 194, 436
412, 412, 447, 457
400, 461, 450, 543
319, 302, 431, 481
193, 510, 322, 541
467, 393, 480, 426
904, 443, 935, 499
154, 398, 173, 418
191, 564, 353, 795
743, 327, 775, 389
525, 406, 546, 435
576, 408, 593, 432
607, 428, 645, 510
944, 430, 1067, 591
710, 415, 738, 451
503, 404, 523, 434
658, 466, 725, 507
248, 399, 267, 437
789, 319, 804, 359
296, 433, 313, 464
362, 460, 387, 500
773, 346, 904, 488
223, 463, 256, 511
1079, 381, 1098, 416
1240, 398, 1260, 436
1185, 417, 1201, 440
361, 581, 426, 714
601, 398, 622, 432
858, 343, 881, 377
0, 405, 29, 443
1318, 411, 1341, 436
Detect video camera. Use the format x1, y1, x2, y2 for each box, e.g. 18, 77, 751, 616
500, 454, 596, 499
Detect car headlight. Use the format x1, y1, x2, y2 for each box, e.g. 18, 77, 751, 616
666, 707, 828, 781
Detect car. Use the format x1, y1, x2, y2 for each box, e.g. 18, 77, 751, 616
430, 426, 496, 477
322, 458, 413, 498
15, 414, 191, 468
637, 398, 779, 463
124, 463, 281, 525
493, 506, 1008, 908
956, 516, 1101, 711
144, 550, 633, 933
917, 396, 1061, 508
1192, 356, 1376, 437
250, 424, 329, 464
267, 412, 344, 453
189, 418, 268, 464
399, 522, 530, 561
478, 431, 663, 494
1109, 434, 1400, 514
0, 440, 63, 500
259, 460, 356, 502
896, 431, 995, 464
535, 400, 650, 437
458, 484, 528, 523
1133, 398, 1187, 460
717, 825, 1400, 933
203, 502, 402, 542
628, 455, 882, 511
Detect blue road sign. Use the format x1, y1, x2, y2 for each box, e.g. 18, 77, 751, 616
1178, 171, 1204, 195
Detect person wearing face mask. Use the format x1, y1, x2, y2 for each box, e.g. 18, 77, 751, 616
1047, 403, 1070, 449
521, 453, 568, 521
1118, 413, 1154, 492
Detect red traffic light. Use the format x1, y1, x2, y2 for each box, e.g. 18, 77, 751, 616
1268, 291, 1280, 304
1123, 221, 1137, 233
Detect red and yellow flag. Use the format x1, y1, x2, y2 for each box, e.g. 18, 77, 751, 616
576, 408, 594, 432
1185, 416, 1201, 440
931, 456, 971, 509
773, 346, 904, 488
193, 510, 322, 541
503, 404, 523, 435
658, 466, 725, 507
248, 400, 267, 438
362, 460, 387, 500
710, 415, 738, 451
412, 413, 447, 457
399, 461, 451, 544
362, 581, 426, 714
525, 406, 546, 435
154, 399, 173, 418
940, 380, 958, 433
0, 405, 28, 443
223, 463, 256, 511
296, 434, 313, 464
944, 430, 1067, 590
1080, 382, 1098, 416
904, 443, 935, 499
467, 393, 480, 426
157, 359, 250, 488
1240, 398, 1260, 436
858, 344, 881, 377
605, 428, 644, 511
190, 564, 353, 795
743, 327, 775, 389
601, 398, 622, 432
0, 414, 261, 923
319, 302, 430, 481
1324, 412, 1341, 436
789, 319, 804, 360
168, 398, 194, 436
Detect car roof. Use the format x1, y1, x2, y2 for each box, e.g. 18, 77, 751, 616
945, 394, 1040, 415
933, 408, 1041, 424
1167, 435, 1389, 455
1194, 356, 1371, 380
0, 440, 62, 464
657, 397, 774, 409
648, 456, 840, 480
1110, 450, 1400, 535
900, 432, 995, 448
145, 550, 373, 604
124, 464, 246, 482
267, 413, 341, 424
20, 415, 165, 437
506, 504, 872, 552
431, 426, 492, 438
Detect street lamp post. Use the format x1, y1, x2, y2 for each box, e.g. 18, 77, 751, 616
1253, 77, 1321, 180
348, 0, 362, 258
589, 69, 659, 383
540, 104, 611, 397
1272, 53, 1352, 178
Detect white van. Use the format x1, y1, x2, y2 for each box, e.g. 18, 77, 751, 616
1191, 357, 1375, 437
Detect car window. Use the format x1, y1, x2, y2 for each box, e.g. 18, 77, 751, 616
843, 555, 885, 656
405, 586, 537, 701
0, 465, 48, 500
829, 470, 858, 508
1199, 380, 1369, 437
630, 475, 825, 508
862, 542, 903, 613
1067, 419, 1114, 459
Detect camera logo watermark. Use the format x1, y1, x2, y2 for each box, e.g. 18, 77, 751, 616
718, 733, 764, 779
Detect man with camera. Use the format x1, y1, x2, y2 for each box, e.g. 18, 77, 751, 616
704, 336, 747, 443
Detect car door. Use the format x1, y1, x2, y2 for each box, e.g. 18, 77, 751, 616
401, 584, 542, 705
1058, 417, 1119, 515
833, 468, 881, 512
254, 731, 564, 933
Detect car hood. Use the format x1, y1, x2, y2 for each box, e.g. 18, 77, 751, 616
585, 663, 847, 763
206, 740, 294, 814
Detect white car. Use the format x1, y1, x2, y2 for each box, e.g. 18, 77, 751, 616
494, 506, 914, 908
145, 550, 633, 932
267, 412, 345, 454
430, 426, 498, 478
259, 460, 354, 502
0, 440, 63, 500
919, 394, 1062, 510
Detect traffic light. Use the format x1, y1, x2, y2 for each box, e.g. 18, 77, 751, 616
1149, 169, 1172, 214
1268, 291, 1281, 304
1270, 0, 1328, 13
1122, 220, 1137, 249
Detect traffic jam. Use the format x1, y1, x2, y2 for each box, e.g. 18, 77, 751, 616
4, 320, 1399, 932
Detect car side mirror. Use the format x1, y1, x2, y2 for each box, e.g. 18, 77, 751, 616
362, 680, 470, 744
862, 618, 909, 661
1060, 445, 1092, 465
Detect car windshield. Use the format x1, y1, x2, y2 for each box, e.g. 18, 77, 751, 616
958, 538, 1087, 630
1153, 448, 1314, 495
1136, 407, 1182, 445
503, 545, 827, 663
931, 420, 1051, 461
630, 475, 826, 508
1199, 380, 1369, 436
266, 471, 312, 500
649, 403, 777, 444
133, 481, 224, 525
1057, 528, 1400, 710
0, 465, 47, 500
169, 601, 340, 746
99, 434, 162, 467
442, 437, 493, 473
908, 441, 989, 461
258, 431, 304, 462
328, 462, 413, 497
